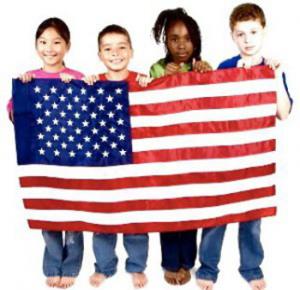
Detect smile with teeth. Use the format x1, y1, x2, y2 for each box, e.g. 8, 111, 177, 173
110, 58, 124, 64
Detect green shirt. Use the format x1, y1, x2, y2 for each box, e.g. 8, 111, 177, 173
149, 58, 192, 79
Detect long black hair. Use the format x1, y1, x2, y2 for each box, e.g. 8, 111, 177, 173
152, 8, 202, 63
35, 17, 70, 45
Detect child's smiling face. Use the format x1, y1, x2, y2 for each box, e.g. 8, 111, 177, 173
36, 27, 69, 70
166, 21, 194, 64
231, 19, 265, 58
98, 33, 133, 73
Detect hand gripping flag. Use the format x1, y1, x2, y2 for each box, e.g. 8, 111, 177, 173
13, 66, 277, 233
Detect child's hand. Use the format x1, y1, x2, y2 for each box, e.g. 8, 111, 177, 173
9, 110, 14, 123
19, 72, 34, 83
165, 62, 181, 76
83, 75, 98, 85
237, 58, 253, 69
60, 73, 74, 83
136, 74, 153, 87
192, 59, 213, 73
264, 58, 281, 70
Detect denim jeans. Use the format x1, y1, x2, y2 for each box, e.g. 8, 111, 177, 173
93, 233, 149, 277
196, 219, 263, 282
160, 229, 197, 271
42, 230, 84, 277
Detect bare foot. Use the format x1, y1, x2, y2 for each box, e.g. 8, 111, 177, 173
132, 272, 148, 288
46, 276, 60, 287
164, 270, 178, 285
89, 273, 107, 288
196, 279, 214, 290
164, 268, 191, 285
178, 268, 191, 285
250, 279, 266, 290
58, 276, 76, 288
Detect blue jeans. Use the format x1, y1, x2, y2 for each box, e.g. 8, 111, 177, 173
42, 230, 84, 277
196, 219, 263, 282
93, 233, 149, 277
160, 229, 197, 271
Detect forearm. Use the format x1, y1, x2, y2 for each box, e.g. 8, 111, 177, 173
276, 84, 291, 120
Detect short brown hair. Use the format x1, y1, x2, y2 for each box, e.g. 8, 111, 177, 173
230, 3, 266, 31
97, 24, 132, 50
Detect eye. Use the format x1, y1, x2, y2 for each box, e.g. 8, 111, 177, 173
54, 41, 62, 44
104, 48, 111, 51
39, 40, 47, 45
251, 30, 257, 35
185, 36, 191, 42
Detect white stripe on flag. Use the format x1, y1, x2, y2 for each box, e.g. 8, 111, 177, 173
129, 79, 276, 105
24, 196, 275, 224
21, 174, 275, 202
18, 152, 276, 179
131, 104, 276, 127
132, 127, 276, 152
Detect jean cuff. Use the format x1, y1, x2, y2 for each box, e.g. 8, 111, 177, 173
44, 271, 61, 277
196, 269, 218, 283
61, 272, 79, 277
239, 269, 264, 282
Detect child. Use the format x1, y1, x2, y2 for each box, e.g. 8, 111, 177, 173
84, 24, 150, 289
196, 4, 292, 290
9, 18, 84, 288
149, 7, 212, 286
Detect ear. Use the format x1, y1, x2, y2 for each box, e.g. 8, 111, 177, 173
130, 48, 134, 59
98, 50, 102, 61
66, 41, 71, 52
262, 27, 267, 37
231, 31, 234, 41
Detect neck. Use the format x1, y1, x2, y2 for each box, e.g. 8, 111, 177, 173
105, 69, 129, 81
240, 53, 263, 66
42, 63, 65, 73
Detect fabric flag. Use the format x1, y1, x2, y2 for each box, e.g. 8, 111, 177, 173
13, 66, 277, 234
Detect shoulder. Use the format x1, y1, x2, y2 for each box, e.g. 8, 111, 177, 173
150, 59, 166, 78
98, 73, 106, 81
218, 55, 241, 69
63, 68, 84, 79
126, 71, 139, 85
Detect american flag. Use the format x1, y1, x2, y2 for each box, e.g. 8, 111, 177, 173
13, 66, 277, 233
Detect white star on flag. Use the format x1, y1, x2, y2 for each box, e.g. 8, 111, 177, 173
34, 86, 41, 93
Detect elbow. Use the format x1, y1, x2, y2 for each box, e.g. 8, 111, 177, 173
276, 110, 290, 120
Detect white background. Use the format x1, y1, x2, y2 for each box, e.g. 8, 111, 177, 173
0, 0, 299, 289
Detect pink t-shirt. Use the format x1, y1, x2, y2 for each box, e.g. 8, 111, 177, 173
7, 67, 84, 113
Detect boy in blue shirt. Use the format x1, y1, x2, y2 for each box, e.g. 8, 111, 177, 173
196, 3, 292, 290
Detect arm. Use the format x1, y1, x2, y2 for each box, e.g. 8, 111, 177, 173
276, 71, 292, 120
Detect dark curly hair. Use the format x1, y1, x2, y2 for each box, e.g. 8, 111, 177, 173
152, 7, 202, 63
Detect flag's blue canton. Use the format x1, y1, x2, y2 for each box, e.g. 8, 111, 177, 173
13, 79, 132, 166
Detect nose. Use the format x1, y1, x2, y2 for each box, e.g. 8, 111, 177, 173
244, 33, 252, 44
177, 39, 186, 49
45, 43, 54, 52
111, 48, 119, 56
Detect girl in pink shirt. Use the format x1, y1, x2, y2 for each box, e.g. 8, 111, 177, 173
10, 18, 84, 288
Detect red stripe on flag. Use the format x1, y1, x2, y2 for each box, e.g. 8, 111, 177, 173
129, 66, 275, 92
23, 186, 275, 212
130, 93, 276, 116
132, 116, 275, 139
133, 140, 275, 163
27, 207, 276, 233
20, 164, 275, 190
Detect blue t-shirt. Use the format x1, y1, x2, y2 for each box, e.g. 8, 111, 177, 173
218, 55, 293, 105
